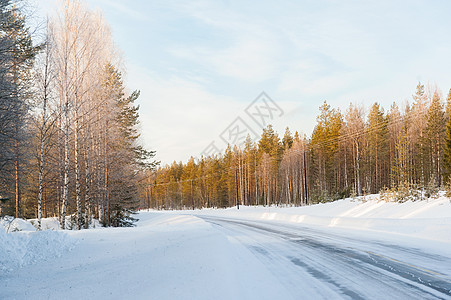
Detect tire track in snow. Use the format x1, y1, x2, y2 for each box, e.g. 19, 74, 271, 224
201, 216, 451, 299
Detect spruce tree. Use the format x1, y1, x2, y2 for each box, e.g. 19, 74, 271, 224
106, 64, 156, 226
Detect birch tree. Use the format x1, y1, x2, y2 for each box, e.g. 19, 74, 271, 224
53, 0, 115, 228
33, 21, 56, 229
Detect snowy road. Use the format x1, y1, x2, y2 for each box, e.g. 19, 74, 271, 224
2, 207, 451, 300
198, 215, 451, 300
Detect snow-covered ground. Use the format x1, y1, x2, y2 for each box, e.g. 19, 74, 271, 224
189, 195, 451, 254
1, 195, 451, 299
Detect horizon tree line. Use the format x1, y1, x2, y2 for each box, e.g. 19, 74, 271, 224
145, 83, 451, 209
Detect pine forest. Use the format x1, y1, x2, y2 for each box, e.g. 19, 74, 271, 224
146, 84, 451, 209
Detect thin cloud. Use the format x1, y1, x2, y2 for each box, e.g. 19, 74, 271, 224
93, 0, 149, 21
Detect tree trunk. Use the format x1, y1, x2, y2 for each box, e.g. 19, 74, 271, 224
14, 136, 20, 219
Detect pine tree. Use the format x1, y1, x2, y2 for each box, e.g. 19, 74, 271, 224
366, 103, 388, 193
393, 126, 409, 187
443, 107, 451, 185
445, 89, 451, 121
282, 127, 293, 149
258, 125, 283, 204
343, 103, 364, 195
0, 3, 39, 218
424, 91, 445, 186
409, 82, 428, 187
181, 157, 197, 209
259, 125, 282, 159
311, 101, 342, 199
387, 103, 403, 187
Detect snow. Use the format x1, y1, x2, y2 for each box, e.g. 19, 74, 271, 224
1, 214, 292, 299
0, 224, 76, 272
0, 217, 37, 233
1, 195, 451, 299
188, 195, 451, 245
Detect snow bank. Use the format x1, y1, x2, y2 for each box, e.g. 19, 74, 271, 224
0, 218, 76, 272
190, 195, 451, 243
0, 217, 37, 232
1, 213, 293, 300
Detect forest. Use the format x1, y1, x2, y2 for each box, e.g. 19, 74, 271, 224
2, 0, 451, 226
0, 0, 155, 228
146, 84, 451, 209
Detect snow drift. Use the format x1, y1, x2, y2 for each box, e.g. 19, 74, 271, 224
0, 218, 76, 272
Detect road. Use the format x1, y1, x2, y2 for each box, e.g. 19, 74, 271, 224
199, 215, 451, 300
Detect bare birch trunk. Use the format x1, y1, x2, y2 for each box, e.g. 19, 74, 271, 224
74, 102, 81, 229
14, 135, 20, 218
61, 93, 70, 229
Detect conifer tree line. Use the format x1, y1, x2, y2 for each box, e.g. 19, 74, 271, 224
0, 0, 155, 228
146, 83, 451, 209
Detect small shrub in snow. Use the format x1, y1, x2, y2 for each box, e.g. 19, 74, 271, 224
380, 187, 392, 202
425, 177, 439, 199
337, 186, 352, 200
350, 189, 357, 202
445, 179, 451, 198
311, 190, 333, 204
379, 183, 425, 203
396, 182, 411, 202
110, 206, 138, 227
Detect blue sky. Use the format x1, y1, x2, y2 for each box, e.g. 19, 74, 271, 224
33, 0, 451, 164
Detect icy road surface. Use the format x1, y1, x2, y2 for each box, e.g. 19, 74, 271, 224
199, 215, 451, 299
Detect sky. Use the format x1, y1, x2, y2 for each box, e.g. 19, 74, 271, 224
32, 0, 451, 164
